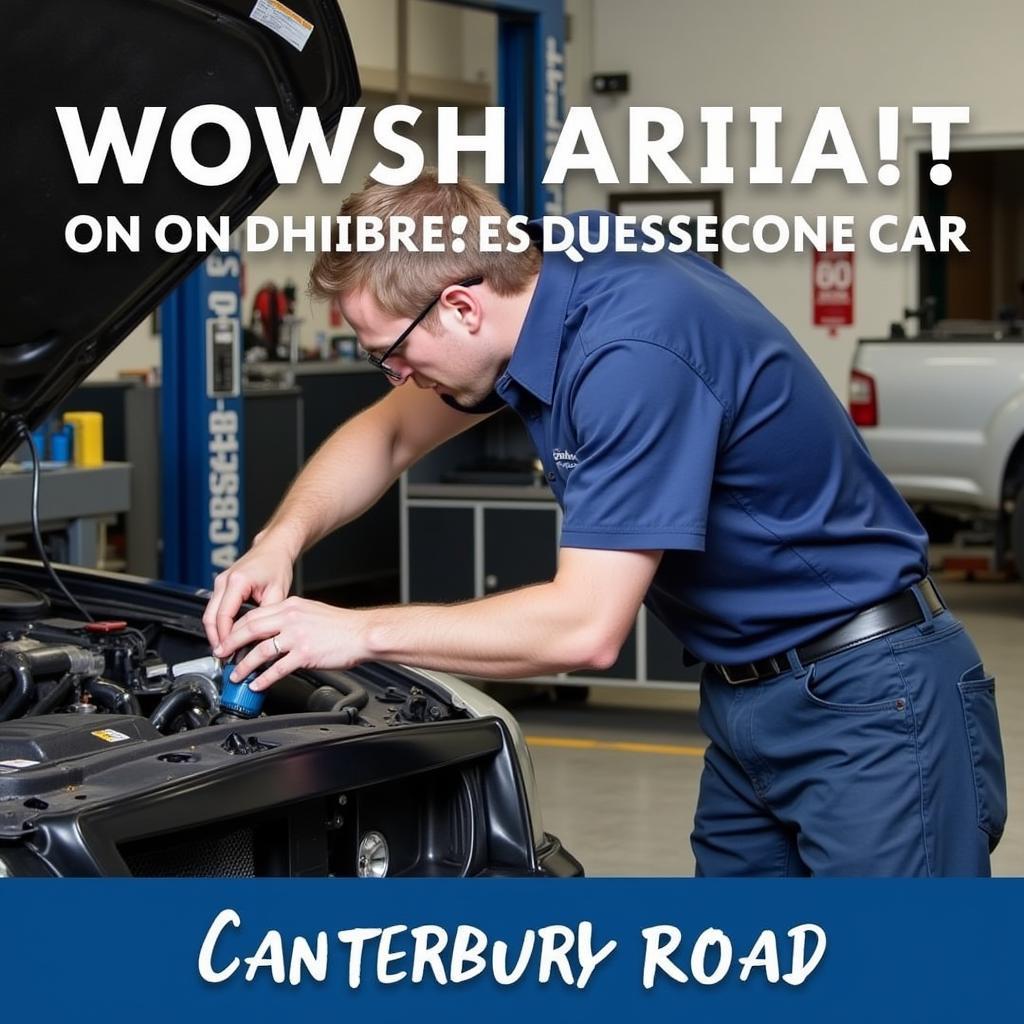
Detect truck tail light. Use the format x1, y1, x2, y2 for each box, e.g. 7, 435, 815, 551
849, 369, 877, 427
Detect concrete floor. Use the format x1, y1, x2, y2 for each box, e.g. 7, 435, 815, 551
511, 573, 1022, 876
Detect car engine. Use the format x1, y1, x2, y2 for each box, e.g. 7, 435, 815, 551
0, 579, 458, 759
0, 572, 579, 878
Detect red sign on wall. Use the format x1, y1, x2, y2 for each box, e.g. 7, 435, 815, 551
812, 249, 854, 332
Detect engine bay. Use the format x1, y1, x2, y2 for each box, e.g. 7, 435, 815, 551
0, 579, 461, 768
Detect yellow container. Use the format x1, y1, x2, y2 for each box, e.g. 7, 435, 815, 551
63, 411, 104, 467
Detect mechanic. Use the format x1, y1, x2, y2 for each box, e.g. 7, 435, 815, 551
206, 171, 1007, 877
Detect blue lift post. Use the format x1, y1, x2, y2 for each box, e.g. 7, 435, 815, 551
159, 1, 563, 587
441, 0, 565, 218
160, 250, 244, 589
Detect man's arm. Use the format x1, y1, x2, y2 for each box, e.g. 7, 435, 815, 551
257, 383, 494, 555
217, 547, 663, 686
202, 385, 495, 647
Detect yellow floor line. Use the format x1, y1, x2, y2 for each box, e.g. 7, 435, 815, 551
525, 735, 705, 758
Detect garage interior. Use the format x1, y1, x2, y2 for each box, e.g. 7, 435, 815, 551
4, 0, 1020, 875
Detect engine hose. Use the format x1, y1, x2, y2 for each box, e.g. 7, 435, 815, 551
313, 671, 369, 712
150, 678, 218, 733
306, 686, 361, 722
150, 686, 203, 733
26, 673, 78, 717
173, 673, 221, 713
24, 645, 103, 679
0, 656, 35, 722
184, 706, 213, 730
84, 678, 141, 717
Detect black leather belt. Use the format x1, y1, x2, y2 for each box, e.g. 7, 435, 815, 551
711, 577, 946, 685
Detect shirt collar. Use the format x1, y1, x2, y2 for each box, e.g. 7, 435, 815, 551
501, 220, 578, 406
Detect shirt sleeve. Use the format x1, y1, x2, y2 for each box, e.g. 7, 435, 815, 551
559, 339, 727, 551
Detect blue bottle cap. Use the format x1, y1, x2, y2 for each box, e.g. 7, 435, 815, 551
219, 665, 265, 719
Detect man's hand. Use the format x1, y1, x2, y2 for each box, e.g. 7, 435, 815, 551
215, 596, 365, 692
203, 534, 298, 652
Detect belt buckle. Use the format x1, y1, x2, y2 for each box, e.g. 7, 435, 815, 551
720, 662, 760, 685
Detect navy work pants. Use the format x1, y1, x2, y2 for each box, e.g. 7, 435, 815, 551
692, 605, 1007, 876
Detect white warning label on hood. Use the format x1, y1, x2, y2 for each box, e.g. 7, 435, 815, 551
249, 0, 314, 52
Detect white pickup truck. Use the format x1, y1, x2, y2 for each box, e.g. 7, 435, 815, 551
851, 322, 1024, 570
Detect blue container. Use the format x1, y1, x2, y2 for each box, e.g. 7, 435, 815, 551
30, 428, 48, 461
218, 664, 265, 719
50, 427, 71, 465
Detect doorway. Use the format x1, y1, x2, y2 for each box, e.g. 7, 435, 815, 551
919, 148, 1024, 326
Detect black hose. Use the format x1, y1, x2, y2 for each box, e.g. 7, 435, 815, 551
149, 673, 219, 733
184, 706, 213, 730
306, 686, 360, 722
150, 686, 201, 733
150, 677, 218, 733
26, 646, 81, 676
0, 657, 35, 722
13, 420, 93, 622
26, 673, 77, 717
84, 678, 141, 716
312, 671, 368, 712
263, 669, 368, 718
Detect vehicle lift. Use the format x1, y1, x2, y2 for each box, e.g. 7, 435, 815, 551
160, 0, 565, 589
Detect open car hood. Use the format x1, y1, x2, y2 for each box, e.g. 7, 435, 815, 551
0, 0, 360, 461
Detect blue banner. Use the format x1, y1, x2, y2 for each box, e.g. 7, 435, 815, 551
2, 879, 1017, 1020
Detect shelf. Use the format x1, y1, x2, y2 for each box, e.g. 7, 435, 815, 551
358, 65, 492, 107
407, 483, 555, 502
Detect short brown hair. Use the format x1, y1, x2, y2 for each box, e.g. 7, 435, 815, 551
308, 170, 540, 322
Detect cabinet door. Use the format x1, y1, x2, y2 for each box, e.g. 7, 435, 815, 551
244, 389, 301, 551
482, 508, 558, 594
298, 372, 398, 593
408, 506, 475, 603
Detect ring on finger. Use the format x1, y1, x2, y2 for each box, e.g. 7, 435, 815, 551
271, 635, 283, 656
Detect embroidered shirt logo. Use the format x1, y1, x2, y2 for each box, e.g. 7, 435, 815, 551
553, 448, 578, 471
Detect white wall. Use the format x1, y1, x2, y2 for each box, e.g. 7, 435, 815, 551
94, 0, 1013, 395
562, 0, 1024, 393
90, 0, 497, 381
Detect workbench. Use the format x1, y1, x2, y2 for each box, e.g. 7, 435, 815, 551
0, 462, 132, 568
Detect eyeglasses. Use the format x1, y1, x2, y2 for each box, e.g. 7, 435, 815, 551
364, 276, 484, 381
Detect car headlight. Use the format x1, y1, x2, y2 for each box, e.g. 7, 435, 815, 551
0, 857, 12, 878
357, 831, 390, 878
406, 668, 545, 846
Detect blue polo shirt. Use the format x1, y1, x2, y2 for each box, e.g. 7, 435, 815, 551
482, 214, 928, 664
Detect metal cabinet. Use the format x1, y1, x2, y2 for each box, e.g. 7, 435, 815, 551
289, 368, 398, 600
407, 505, 476, 603
406, 499, 557, 602
483, 507, 557, 595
